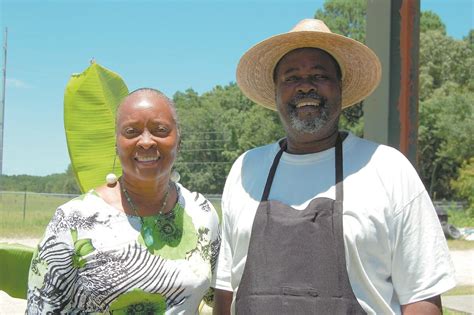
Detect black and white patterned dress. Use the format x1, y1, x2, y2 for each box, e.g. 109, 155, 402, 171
26, 183, 220, 314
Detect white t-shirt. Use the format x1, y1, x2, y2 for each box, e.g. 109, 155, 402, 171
213, 132, 455, 315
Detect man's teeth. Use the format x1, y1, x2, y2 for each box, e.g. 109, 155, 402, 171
296, 100, 321, 108
136, 156, 159, 162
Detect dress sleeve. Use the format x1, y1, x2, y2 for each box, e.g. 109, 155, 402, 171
26, 207, 77, 314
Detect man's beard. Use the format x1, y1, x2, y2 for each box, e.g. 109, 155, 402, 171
287, 92, 330, 134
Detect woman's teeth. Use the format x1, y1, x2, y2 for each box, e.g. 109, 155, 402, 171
136, 156, 159, 162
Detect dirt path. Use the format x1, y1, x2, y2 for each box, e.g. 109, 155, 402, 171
1, 238, 473, 314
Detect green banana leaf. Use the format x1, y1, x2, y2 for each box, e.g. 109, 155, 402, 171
0, 243, 34, 299
64, 62, 129, 193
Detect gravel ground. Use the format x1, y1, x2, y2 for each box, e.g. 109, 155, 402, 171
1, 238, 473, 314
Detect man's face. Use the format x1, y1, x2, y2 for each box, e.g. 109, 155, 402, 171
274, 48, 342, 141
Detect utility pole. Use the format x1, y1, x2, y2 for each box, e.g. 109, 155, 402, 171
0, 27, 7, 177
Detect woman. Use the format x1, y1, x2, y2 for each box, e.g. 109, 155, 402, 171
26, 88, 220, 314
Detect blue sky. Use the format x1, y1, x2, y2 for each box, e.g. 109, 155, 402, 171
1, 0, 473, 176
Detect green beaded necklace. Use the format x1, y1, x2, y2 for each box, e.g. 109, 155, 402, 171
120, 177, 175, 247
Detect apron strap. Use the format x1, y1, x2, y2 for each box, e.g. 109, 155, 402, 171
333, 132, 345, 294
335, 132, 344, 204
261, 140, 286, 201
261, 134, 345, 203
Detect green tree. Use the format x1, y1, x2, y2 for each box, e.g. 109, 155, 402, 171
314, 0, 367, 43
418, 89, 474, 199
0, 164, 80, 194
417, 15, 473, 201
420, 10, 446, 34
451, 158, 474, 216
174, 84, 284, 194
419, 30, 473, 101
63, 164, 81, 194
465, 29, 474, 49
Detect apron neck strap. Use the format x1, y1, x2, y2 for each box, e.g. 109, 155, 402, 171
260, 133, 345, 202
261, 139, 286, 201
335, 132, 343, 202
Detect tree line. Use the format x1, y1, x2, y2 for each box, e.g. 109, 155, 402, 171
1, 1, 472, 214
1, 164, 80, 194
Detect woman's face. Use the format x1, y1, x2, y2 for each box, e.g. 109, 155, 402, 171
116, 91, 179, 182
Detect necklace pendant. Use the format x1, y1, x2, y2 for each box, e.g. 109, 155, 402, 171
142, 224, 155, 247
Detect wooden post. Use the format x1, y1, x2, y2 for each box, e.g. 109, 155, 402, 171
23, 187, 27, 222
364, 0, 420, 167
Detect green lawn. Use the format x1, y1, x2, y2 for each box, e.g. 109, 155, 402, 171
0, 192, 222, 238
0, 193, 72, 238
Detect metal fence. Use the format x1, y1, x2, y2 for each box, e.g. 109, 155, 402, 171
0, 190, 222, 238
0, 191, 79, 220
0, 191, 222, 221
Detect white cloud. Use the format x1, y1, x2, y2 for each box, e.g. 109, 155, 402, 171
6, 78, 32, 88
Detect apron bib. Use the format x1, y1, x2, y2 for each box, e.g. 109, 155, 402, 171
235, 133, 366, 314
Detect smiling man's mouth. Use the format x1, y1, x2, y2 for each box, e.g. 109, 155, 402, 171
295, 99, 322, 108
290, 92, 326, 109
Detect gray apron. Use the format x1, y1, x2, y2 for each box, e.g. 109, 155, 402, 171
235, 133, 366, 314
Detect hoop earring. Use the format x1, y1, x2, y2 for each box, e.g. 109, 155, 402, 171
106, 154, 118, 185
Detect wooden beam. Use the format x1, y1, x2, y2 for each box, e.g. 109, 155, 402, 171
364, 0, 420, 166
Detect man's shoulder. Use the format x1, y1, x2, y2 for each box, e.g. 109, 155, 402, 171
346, 133, 407, 161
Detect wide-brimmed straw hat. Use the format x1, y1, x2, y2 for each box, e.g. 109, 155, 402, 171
236, 19, 382, 110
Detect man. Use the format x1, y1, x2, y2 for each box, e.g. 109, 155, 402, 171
213, 19, 455, 314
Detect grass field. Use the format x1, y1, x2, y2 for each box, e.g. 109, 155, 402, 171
0, 192, 222, 238
0, 192, 72, 238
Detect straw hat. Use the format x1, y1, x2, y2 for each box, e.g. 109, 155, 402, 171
236, 19, 382, 110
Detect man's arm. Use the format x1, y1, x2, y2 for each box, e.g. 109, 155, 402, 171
401, 295, 442, 315
213, 289, 233, 315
